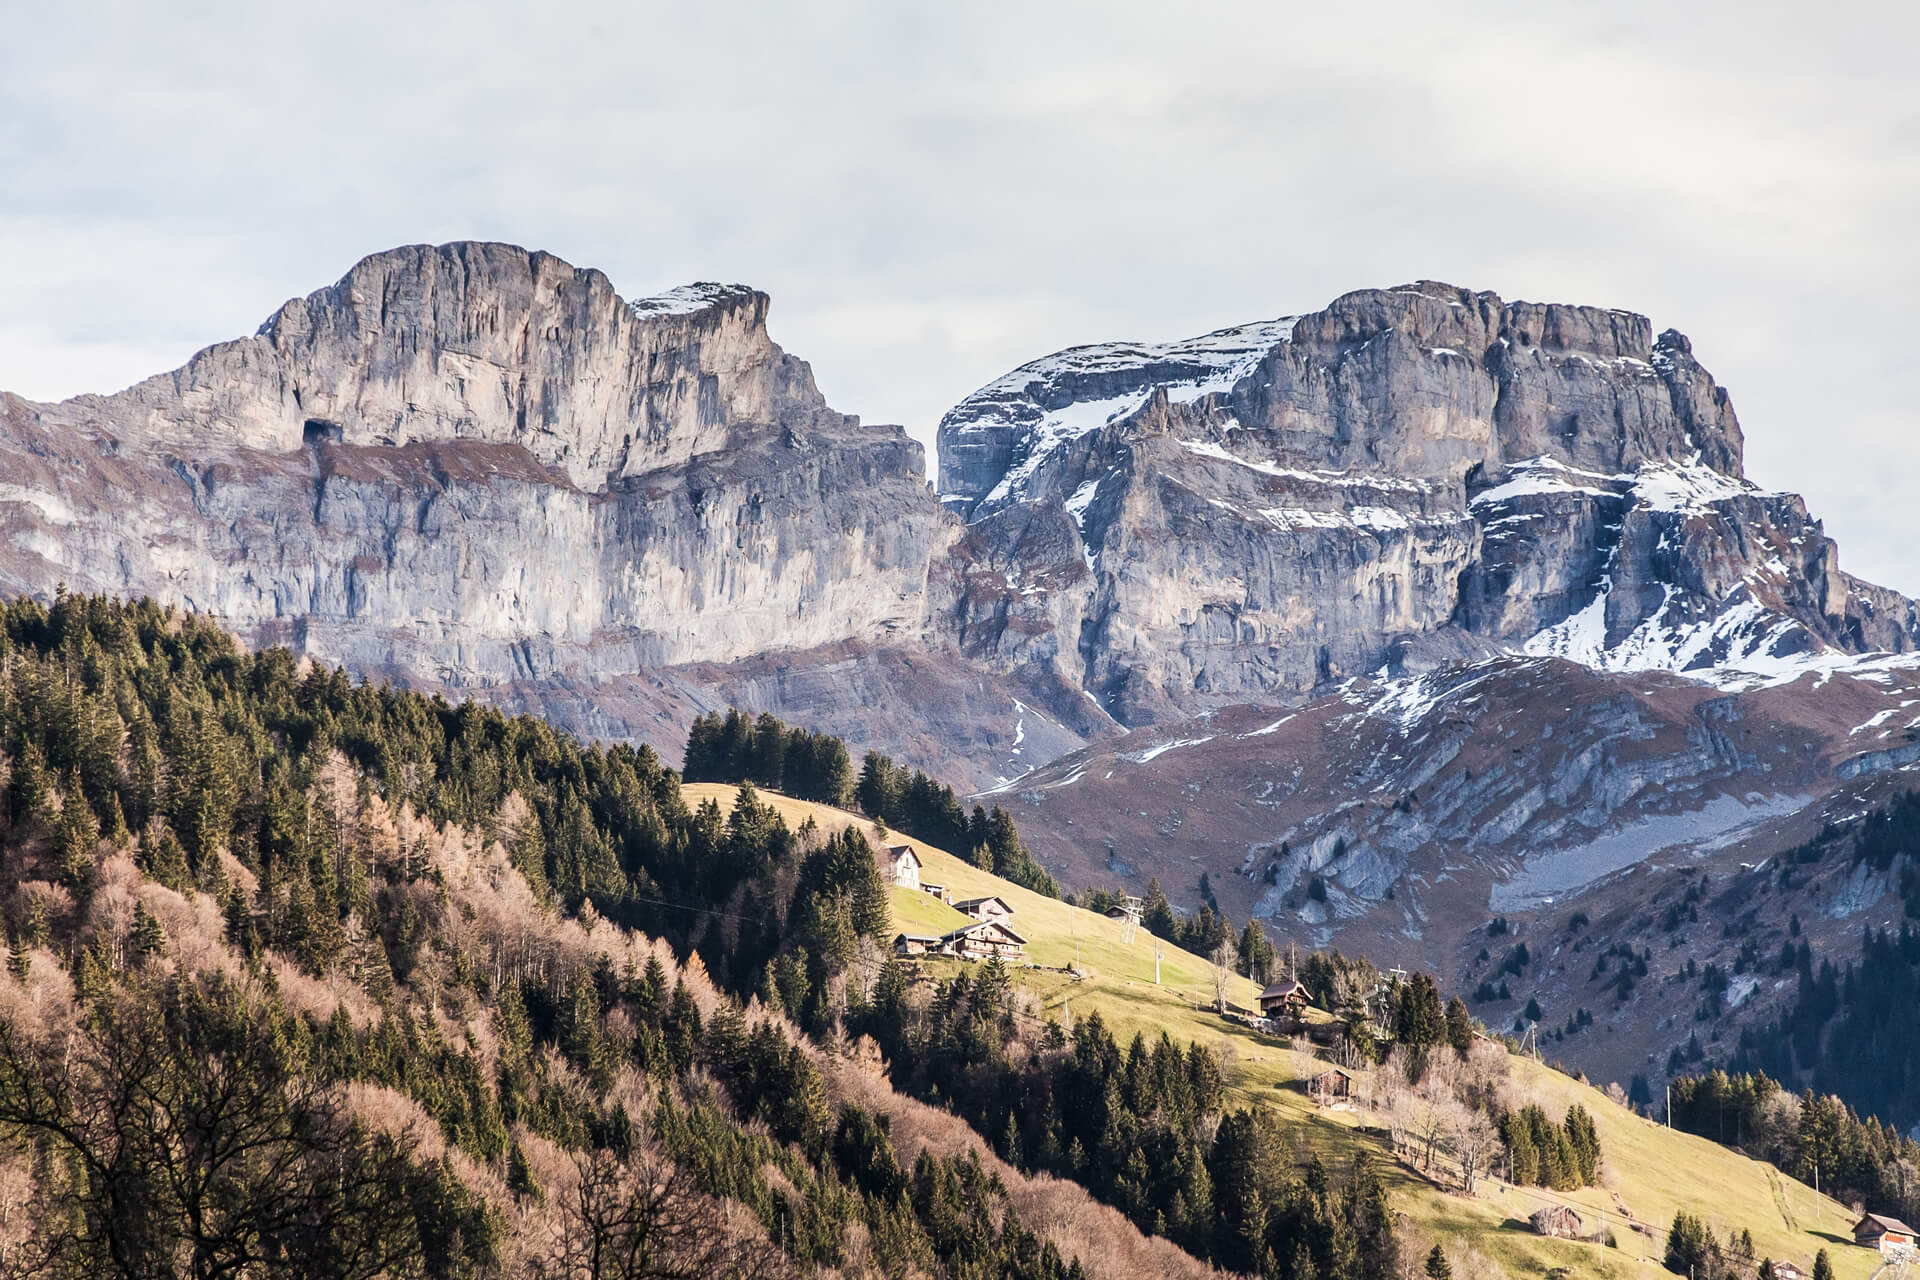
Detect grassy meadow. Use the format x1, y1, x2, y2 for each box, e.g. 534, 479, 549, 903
681, 783, 1876, 1278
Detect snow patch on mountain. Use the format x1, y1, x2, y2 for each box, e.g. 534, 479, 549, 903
944, 317, 1299, 508
626, 282, 753, 317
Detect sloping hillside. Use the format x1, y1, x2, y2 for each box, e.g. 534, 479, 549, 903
688, 784, 1877, 1279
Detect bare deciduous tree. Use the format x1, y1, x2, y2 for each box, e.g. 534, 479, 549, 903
1211, 934, 1238, 1011
536, 1145, 787, 1280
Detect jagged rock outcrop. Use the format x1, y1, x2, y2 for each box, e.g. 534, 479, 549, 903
78, 243, 850, 489
4, 255, 1913, 797
935, 281, 1917, 723
0, 242, 953, 687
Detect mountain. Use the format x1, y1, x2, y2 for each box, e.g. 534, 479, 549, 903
0, 241, 1086, 786
936, 282, 1915, 724
923, 281, 1920, 1105
6, 243, 1919, 1125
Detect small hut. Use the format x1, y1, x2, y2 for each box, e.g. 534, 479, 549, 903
1529, 1205, 1583, 1240
1259, 978, 1312, 1020
1306, 1067, 1352, 1104
1855, 1212, 1919, 1258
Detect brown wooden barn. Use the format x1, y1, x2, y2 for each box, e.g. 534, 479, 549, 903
1258, 978, 1311, 1019
1855, 1212, 1918, 1258
1306, 1068, 1351, 1103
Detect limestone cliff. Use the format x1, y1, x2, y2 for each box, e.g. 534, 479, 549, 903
935, 281, 1916, 724
0, 243, 952, 688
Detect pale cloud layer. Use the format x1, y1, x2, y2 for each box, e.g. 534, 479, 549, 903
4, 1, 1916, 586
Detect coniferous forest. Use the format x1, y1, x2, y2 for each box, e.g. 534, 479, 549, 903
0, 593, 1409, 1278
683, 709, 1059, 897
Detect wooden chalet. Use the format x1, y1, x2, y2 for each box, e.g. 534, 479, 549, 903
1855, 1212, 1918, 1258
1529, 1205, 1583, 1240
941, 919, 1027, 961
893, 932, 940, 957
887, 845, 922, 890
954, 895, 1014, 923
1258, 978, 1312, 1019
1306, 1067, 1351, 1102
917, 882, 951, 904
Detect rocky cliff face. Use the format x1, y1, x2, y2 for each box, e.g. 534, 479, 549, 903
0, 243, 952, 689
80, 243, 848, 488
5, 254, 1913, 805
935, 281, 1916, 724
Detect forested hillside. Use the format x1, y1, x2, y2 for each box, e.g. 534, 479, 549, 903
0, 593, 1886, 1279
0, 593, 1218, 1277
683, 709, 1059, 896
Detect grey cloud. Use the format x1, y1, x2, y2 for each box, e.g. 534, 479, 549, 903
2, 0, 1915, 587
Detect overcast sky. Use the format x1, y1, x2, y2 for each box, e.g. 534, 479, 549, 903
4, 1, 1916, 587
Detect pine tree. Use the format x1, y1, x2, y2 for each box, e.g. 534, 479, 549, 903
1812, 1248, 1833, 1280
130, 902, 166, 963
21, 899, 47, 950
1143, 879, 1177, 941
5, 932, 28, 981
141, 829, 195, 894
1424, 1243, 1452, 1278
507, 1139, 540, 1202
1445, 996, 1473, 1057
55, 774, 100, 897
494, 979, 533, 1064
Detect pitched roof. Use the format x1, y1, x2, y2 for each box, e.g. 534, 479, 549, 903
1859, 1212, 1919, 1235
941, 919, 1028, 945
1259, 978, 1310, 1001
954, 895, 1012, 913
889, 845, 922, 866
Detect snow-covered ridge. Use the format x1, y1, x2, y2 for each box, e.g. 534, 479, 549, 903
944, 316, 1299, 508
628, 282, 755, 318
1470, 455, 1765, 514
958, 315, 1301, 409
1522, 590, 1920, 695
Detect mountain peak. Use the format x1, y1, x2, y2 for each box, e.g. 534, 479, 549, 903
51, 241, 842, 489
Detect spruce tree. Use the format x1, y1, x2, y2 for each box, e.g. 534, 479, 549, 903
1425, 1243, 1452, 1278
130, 902, 166, 963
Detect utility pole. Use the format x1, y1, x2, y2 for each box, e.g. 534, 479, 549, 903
1155, 942, 1163, 986
1666, 1084, 1671, 1129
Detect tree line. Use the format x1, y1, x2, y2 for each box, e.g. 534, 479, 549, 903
682, 708, 1059, 896
0, 591, 1145, 1277
1668, 1063, 1920, 1229
851, 956, 1402, 1279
